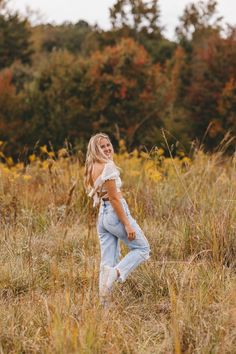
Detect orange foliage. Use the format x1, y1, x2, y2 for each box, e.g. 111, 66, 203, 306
218, 78, 236, 115
0, 69, 15, 97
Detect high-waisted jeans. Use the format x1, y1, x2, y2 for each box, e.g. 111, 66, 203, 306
97, 198, 150, 283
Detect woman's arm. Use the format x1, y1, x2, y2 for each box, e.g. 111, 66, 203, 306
104, 179, 136, 241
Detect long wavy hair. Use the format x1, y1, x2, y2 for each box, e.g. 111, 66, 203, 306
84, 133, 114, 191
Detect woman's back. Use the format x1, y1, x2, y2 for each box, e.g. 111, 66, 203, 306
91, 162, 105, 186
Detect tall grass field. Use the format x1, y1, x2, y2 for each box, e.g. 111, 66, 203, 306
0, 143, 236, 353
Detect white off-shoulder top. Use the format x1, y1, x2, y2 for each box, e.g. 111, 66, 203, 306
88, 160, 122, 207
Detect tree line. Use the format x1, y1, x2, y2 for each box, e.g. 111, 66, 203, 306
0, 0, 235, 156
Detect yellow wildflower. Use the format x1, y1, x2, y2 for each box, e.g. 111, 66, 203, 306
119, 139, 125, 147
6, 157, 14, 166
140, 151, 149, 159
40, 145, 48, 154
157, 148, 164, 156
131, 149, 139, 158
29, 154, 36, 162
48, 151, 55, 158
178, 151, 185, 157
2, 167, 10, 174
148, 170, 162, 182
58, 148, 68, 158
23, 175, 32, 181
15, 162, 24, 170
119, 139, 127, 153
42, 160, 49, 169
181, 157, 191, 166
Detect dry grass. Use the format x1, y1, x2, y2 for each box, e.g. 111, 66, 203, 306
0, 146, 236, 353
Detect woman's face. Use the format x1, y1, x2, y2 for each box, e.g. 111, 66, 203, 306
99, 138, 113, 159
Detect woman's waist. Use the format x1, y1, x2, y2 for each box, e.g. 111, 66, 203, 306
98, 190, 122, 201
100, 194, 127, 209
98, 196, 129, 219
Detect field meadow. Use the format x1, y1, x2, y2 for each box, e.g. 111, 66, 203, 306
0, 140, 236, 353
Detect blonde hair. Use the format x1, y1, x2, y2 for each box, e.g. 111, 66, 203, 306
84, 133, 114, 190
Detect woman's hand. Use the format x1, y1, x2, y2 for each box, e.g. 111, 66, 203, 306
125, 224, 136, 241
104, 180, 136, 241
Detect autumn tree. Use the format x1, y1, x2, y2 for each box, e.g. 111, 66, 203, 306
168, 0, 236, 149
81, 38, 167, 147
218, 78, 236, 136
0, 69, 27, 155
13, 39, 167, 151
0, 0, 235, 155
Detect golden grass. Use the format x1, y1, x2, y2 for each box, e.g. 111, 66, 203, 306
0, 145, 236, 353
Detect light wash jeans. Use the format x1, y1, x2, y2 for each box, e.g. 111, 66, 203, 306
97, 198, 150, 283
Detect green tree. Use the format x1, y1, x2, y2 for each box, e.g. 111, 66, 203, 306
37, 20, 98, 56
106, 0, 175, 64
21, 51, 83, 149
0, 0, 33, 69
110, 0, 161, 36
176, 0, 222, 42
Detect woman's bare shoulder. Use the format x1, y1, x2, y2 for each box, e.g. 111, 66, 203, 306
92, 162, 106, 183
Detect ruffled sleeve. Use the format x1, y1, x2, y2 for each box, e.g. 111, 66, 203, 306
101, 160, 119, 182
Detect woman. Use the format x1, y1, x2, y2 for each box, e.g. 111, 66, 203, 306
84, 133, 150, 303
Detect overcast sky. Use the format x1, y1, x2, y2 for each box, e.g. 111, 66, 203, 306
9, 0, 236, 39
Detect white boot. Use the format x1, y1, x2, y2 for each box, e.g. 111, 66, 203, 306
99, 265, 118, 303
